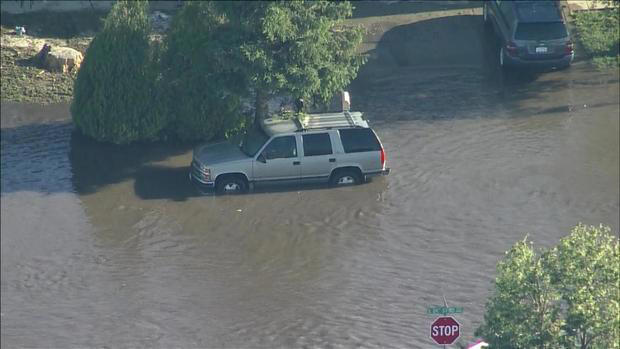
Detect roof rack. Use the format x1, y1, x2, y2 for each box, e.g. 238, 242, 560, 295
297, 111, 367, 131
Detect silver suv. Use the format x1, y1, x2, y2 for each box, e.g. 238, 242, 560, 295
189, 111, 390, 194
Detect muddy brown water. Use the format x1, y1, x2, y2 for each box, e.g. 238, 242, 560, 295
2, 8, 619, 349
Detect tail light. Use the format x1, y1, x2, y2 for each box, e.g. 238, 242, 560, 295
565, 41, 574, 55
380, 147, 386, 169
505, 42, 518, 56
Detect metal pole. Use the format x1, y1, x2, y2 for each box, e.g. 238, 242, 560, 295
443, 295, 448, 349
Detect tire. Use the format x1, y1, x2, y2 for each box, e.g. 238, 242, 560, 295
329, 169, 362, 187
216, 175, 248, 195
556, 61, 572, 71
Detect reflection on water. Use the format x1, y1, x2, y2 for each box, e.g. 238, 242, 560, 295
2, 67, 619, 349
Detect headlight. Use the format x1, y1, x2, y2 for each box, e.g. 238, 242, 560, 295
192, 161, 211, 181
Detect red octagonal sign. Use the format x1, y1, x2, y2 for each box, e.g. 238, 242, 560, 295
430, 316, 460, 345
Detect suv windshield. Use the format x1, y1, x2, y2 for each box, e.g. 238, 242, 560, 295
515, 22, 567, 41
239, 126, 269, 157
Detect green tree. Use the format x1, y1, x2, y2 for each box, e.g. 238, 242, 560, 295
72, 0, 165, 144
214, 1, 366, 124
475, 239, 563, 349
476, 224, 619, 349
160, 1, 247, 141
546, 224, 619, 349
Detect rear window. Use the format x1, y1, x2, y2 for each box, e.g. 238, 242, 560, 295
515, 3, 563, 22
339, 128, 381, 153
515, 22, 567, 41
303, 133, 333, 156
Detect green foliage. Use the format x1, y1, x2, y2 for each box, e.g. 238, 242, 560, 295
476, 224, 619, 349
214, 1, 366, 117
161, 0, 366, 139
160, 1, 247, 142
71, 0, 166, 144
573, 8, 619, 67
475, 239, 563, 349
546, 224, 619, 349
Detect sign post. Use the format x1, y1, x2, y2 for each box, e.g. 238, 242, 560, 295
428, 295, 461, 347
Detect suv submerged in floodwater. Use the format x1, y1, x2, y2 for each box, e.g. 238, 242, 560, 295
483, 0, 574, 69
190, 111, 390, 194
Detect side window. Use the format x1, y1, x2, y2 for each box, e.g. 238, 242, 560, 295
339, 128, 381, 153
263, 136, 297, 160
302, 133, 333, 157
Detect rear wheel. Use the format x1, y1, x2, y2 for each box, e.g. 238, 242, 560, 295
216, 175, 248, 195
329, 169, 362, 187
556, 60, 572, 70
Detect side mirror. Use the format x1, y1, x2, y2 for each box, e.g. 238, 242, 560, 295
257, 153, 267, 163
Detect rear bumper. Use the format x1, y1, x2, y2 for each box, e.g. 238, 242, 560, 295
504, 53, 573, 68
365, 168, 391, 178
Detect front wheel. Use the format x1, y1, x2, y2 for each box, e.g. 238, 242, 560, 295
216, 175, 248, 195
329, 169, 362, 187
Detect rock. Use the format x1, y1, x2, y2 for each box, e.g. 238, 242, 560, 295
34, 43, 51, 67
44, 46, 83, 73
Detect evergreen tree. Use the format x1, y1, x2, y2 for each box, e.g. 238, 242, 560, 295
72, 0, 165, 144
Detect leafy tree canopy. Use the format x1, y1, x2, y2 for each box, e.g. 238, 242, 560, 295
212, 1, 366, 120
476, 224, 619, 349
161, 1, 247, 141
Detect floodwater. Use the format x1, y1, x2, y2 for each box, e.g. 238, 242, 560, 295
2, 9, 619, 349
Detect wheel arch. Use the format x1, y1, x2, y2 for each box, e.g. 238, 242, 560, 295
215, 172, 250, 185
329, 166, 363, 181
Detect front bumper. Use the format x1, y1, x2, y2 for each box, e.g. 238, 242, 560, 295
189, 171, 215, 188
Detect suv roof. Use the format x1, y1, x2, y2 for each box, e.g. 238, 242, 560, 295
261, 111, 369, 137
514, 1, 563, 23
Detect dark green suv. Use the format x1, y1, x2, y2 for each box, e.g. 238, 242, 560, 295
483, 0, 574, 69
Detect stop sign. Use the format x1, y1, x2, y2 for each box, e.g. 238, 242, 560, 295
430, 316, 460, 345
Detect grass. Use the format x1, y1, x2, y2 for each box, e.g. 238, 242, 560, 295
572, 8, 620, 69
0, 10, 103, 104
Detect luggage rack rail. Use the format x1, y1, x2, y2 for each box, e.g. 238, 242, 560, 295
296, 111, 365, 131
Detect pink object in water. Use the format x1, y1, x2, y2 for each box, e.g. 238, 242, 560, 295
467, 340, 489, 349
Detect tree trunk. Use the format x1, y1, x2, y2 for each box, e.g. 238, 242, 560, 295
254, 89, 269, 127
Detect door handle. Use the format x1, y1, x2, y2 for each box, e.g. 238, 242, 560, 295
293, 161, 300, 165
329, 158, 336, 162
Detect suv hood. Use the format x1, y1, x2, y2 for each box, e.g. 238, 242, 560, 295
194, 141, 250, 165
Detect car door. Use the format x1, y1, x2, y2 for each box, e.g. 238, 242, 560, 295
497, 0, 515, 44
253, 135, 301, 184
300, 132, 336, 184
488, 0, 502, 35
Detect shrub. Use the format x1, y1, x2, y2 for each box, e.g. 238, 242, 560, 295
71, 0, 166, 144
